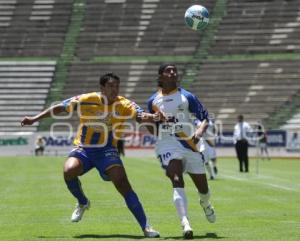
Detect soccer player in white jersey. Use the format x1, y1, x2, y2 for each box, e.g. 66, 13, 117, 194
147, 64, 216, 239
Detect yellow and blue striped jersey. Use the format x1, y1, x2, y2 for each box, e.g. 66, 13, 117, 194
62, 92, 143, 148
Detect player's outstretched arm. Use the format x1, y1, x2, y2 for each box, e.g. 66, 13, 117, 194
136, 111, 166, 123
136, 111, 166, 135
21, 103, 66, 126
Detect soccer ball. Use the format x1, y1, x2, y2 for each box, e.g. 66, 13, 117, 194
184, 5, 209, 31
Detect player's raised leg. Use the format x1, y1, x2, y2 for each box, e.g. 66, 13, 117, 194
106, 165, 160, 238
63, 156, 90, 222
189, 173, 216, 223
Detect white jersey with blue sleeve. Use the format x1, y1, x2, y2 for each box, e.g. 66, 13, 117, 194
148, 87, 208, 152
147, 88, 208, 173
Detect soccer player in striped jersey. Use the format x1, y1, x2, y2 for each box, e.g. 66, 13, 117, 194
148, 64, 216, 239
21, 72, 161, 238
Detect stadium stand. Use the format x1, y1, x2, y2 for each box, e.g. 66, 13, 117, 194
210, 0, 300, 55
186, 0, 300, 130
0, 61, 56, 132
76, 0, 216, 58
1, 0, 300, 133
57, 0, 216, 129
282, 112, 300, 130
0, 0, 74, 132
189, 60, 300, 131
0, 0, 72, 57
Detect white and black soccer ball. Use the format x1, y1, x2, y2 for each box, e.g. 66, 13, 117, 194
184, 5, 209, 31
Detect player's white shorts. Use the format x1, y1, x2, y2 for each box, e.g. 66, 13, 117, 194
155, 138, 206, 174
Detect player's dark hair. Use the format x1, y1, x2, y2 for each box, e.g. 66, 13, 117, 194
99, 72, 120, 86
158, 63, 176, 75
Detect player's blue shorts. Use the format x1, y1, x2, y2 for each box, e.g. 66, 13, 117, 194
68, 146, 123, 181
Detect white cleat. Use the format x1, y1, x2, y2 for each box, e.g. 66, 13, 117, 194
71, 200, 90, 222
200, 201, 216, 223
182, 223, 193, 239
143, 226, 160, 238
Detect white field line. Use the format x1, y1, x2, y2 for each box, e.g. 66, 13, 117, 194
221, 172, 300, 192
133, 157, 300, 192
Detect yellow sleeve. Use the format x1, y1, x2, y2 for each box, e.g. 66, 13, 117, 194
121, 99, 144, 119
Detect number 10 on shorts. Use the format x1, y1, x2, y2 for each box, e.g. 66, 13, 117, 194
158, 152, 171, 167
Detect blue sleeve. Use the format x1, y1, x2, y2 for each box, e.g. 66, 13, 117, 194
147, 92, 157, 114
181, 88, 208, 121
132, 102, 144, 113
62, 97, 72, 109
61, 95, 80, 112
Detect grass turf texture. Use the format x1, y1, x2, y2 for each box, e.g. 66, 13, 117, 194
0, 156, 299, 241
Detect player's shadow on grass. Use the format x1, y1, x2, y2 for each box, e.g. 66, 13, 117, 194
163, 232, 226, 240
74, 234, 144, 239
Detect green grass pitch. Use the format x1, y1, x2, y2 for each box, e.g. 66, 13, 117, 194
0, 155, 299, 241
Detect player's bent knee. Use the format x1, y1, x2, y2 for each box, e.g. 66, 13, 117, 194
63, 157, 83, 180
167, 172, 184, 187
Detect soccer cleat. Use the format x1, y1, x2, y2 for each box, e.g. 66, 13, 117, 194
143, 226, 160, 238
200, 201, 216, 223
213, 166, 218, 175
71, 200, 90, 222
182, 222, 193, 239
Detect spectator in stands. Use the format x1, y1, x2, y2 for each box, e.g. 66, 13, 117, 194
288, 132, 300, 150
233, 115, 252, 172
34, 136, 45, 156
147, 63, 216, 239
256, 125, 270, 160
21, 72, 162, 238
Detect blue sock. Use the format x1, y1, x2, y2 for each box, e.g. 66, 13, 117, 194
124, 190, 147, 230
65, 178, 88, 205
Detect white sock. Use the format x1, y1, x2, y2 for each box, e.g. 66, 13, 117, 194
199, 189, 211, 207
173, 188, 188, 224
205, 161, 215, 178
